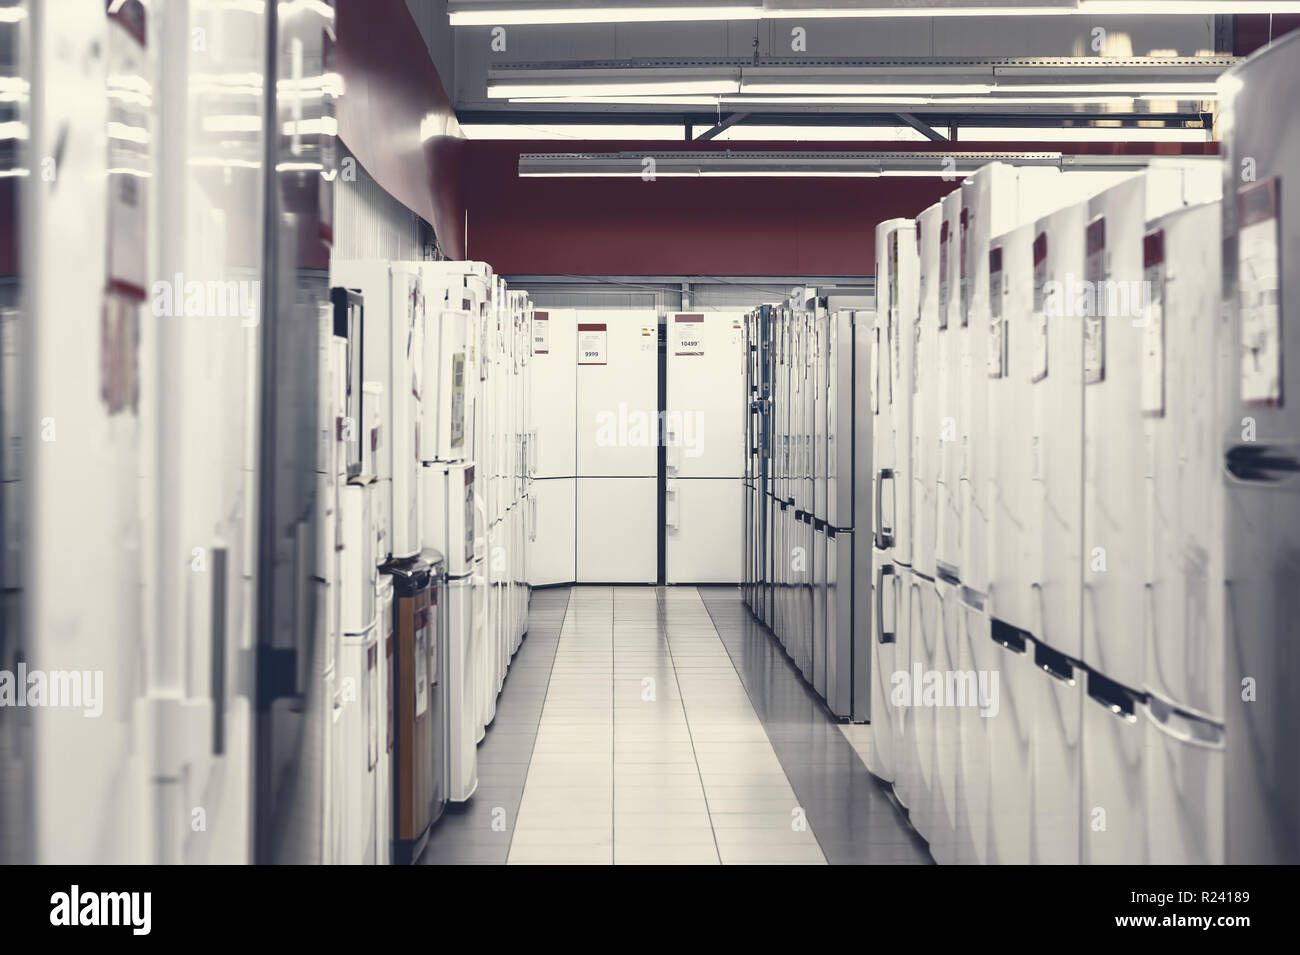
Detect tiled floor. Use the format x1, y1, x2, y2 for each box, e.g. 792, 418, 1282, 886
423, 584, 930, 865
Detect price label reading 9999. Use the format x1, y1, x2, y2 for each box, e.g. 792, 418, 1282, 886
577, 323, 608, 365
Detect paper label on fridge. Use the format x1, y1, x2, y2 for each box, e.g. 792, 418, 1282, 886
988, 246, 1005, 379
1237, 178, 1283, 407
1031, 232, 1048, 382
578, 323, 608, 365
414, 612, 428, 718
1084, 216, 1107, 386
532, 311, 549, 354
674, 314, 705, 356
450, 352, 465, 449
1141, 230, 1167, 417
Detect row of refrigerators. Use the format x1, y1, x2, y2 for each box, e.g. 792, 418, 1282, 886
743, 35, 1298, 865
324, 259, 538, 864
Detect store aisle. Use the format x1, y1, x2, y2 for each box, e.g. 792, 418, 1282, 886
423, 585, 929, 865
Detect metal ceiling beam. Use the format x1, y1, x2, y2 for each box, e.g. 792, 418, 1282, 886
895, 112, 947, 141
696, 112, 750, 140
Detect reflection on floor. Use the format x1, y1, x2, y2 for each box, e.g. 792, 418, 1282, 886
422, 585, 930, 865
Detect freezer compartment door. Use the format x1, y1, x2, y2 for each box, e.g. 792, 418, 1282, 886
1142, 695, 1224, 865
445, 576, 478, 803
665, 477, 742, 584
1029, 640, 1082, 865
577, 477, 657, 583
1080, 671, 1146, 864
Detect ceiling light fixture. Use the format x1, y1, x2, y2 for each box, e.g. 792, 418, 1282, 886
452, 1, 1300, 27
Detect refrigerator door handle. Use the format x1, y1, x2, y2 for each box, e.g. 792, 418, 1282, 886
1225, 442, 1300, 484
1142, 694, 1225, 748
876, 563, 896, 644
666, 480, 681, 531
210, 544, 228, 756
875, 468, 896, 550
529, 495, 537, 542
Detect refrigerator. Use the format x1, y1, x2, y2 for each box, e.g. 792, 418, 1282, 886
956, 163, 1062, 864
575, 309, 659, 583
811, 303, 830, 695
887, 222, 919, 807
795, 304, 816, 679
527, 308, 577, 585
1217, 31, 1300, 864
931, 191, 965, 862
1079, 165, 1220, 866
375, 575, 394, 863
867, 279, 897, 782
665, 312, 745, 583
424, 461, 477, 803
821, 305, 873, 723
772, 308, 791, 648
332, 260, 425, 562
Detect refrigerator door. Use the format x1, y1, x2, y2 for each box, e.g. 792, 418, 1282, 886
341, 480, 378, 635
935, 192, 964, 581
1142, 694, 1225, 865
1219, 31, 1300, 864
987, 224, 1037, 637
1081, 671, 1145, 864
576, 309, 658, 478
1145, 201, 1225, 719
851, 310, 876, 723
530, 478, 576, 585
1081, 174, 1155, 690
577, 477, 657, 583
1029, 641, 1082, 865
375, 576, 394, 863
666, 478, 743, 583
986, 625, 1034, 865
1030, 202, 1088, 660
445, 574, 478, 803
913, 203, 942, 583
667, 312, 745, 479
529, 308, 577, 480
866, 549, 897, 783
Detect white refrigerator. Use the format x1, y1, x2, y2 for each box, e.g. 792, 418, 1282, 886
575, 309, 659, 583
528, 308, 577, 585
665, 312, 745, 583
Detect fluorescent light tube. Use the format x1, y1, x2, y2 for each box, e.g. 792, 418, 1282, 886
489, 80, 740, 99
740, 82, 995, 95
451, 6, 762, 25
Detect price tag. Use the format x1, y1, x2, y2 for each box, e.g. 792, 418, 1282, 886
674, 314, 704, 356
578, 322, 607, 365
532, 311, 549, 355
